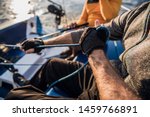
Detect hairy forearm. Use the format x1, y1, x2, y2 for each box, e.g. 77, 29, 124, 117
43, 29, 84, 45
88, 49, 140, 100
43, 32, 73, 45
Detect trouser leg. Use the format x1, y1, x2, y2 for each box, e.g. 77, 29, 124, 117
30, 58, 95, 98
5, 58, 97, 100
5, 85, 73, 100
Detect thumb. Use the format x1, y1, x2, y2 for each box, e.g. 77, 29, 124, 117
94, 19, 100, 27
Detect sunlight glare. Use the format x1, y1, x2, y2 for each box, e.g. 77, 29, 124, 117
10, 0, 34, 20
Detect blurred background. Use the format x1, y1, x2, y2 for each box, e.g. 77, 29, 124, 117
0, 0, 149, 32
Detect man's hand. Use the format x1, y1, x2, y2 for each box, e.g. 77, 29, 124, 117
65, 22, 77, 29
79, 26, 109, 56
21, 38, 44, 53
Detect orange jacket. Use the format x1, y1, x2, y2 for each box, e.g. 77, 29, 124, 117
77, 0, 122, 27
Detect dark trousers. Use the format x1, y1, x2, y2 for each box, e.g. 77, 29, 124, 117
5, 58, 99, 100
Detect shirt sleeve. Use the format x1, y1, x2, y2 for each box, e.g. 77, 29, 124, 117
103, 11, 130, 40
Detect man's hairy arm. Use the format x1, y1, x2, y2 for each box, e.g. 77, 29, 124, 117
88, 49, 140, 100
43, 29, 84, 45
22, 29, 84, 54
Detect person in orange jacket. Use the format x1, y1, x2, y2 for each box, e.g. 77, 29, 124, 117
62, 0, 122, 60
69, 0, 122, 28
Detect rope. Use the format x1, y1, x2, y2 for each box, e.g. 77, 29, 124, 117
47, 61, 88, 90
